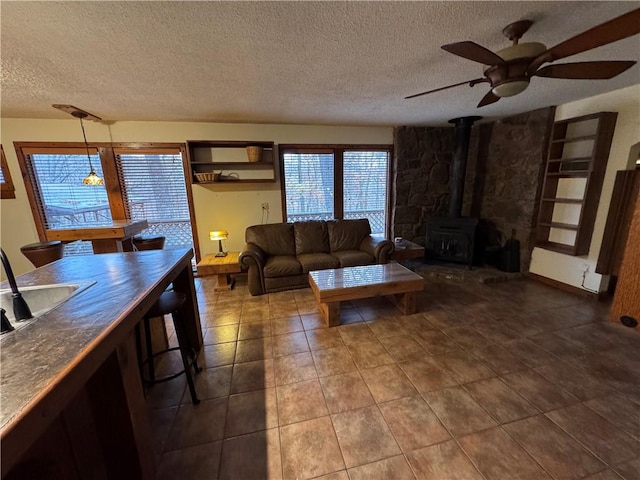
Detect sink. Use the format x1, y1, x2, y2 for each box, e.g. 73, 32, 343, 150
0, 282, 95, 331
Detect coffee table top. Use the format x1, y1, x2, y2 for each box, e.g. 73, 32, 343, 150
309, 263, 424, 302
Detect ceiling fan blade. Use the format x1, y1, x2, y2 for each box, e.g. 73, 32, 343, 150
442, 41, 505, 65
535, 61, 636, 79
542, 8, 640, 63
477, 91, 500, 108
405, 78, 487, 99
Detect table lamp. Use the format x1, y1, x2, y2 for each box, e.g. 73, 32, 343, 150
209, 230, 228, 257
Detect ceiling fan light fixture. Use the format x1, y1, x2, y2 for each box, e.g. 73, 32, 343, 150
492, 80, 530, 97
494, 42, 547, 62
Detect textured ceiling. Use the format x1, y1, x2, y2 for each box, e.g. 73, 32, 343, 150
1, 1, 639, 126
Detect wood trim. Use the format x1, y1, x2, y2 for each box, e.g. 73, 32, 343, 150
596, 170, 640, 275
527, 272, 608, 300
278, 146, 288, 222
99, 146, 127, 220
279, 144, 392, 151
181, 144, 201, 263
15, 141, 199, 258
335, 148, 344, 219
278, 144, 393, 226
13, 145, 48, 241
610, 181, 640, 329
0, 145, 16, 199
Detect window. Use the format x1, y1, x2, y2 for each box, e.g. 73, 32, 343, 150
1, 145, 16, 199
282, 149, 335, 221
15, 143, 199, 259
115, 148, 194, 251
20, 147, 111, 254
281, 146, 391, 235
343, 151, 389, 234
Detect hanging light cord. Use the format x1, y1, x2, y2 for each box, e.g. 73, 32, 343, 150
78, 117, 95, 173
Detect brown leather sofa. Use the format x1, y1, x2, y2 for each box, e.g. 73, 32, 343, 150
239, 219, 394, 296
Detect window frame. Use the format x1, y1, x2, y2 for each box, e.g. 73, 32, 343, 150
1, 145, 16, 199
279, 144, 393, 237
14, 142, 201, 261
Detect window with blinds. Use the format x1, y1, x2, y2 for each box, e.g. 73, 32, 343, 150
283, 150, 335, 222
343, 151, 389, 234
23, 148, 112, 229
281, 146, 391, 235
114, 149, 194, 251
1, 145, 16, 199
22, 148, 111, 255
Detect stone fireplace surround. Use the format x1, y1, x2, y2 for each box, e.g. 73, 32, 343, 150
392, 107, 555, 272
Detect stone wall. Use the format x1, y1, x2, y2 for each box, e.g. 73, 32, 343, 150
392, 126, 454, 243
393, 107, 555, 272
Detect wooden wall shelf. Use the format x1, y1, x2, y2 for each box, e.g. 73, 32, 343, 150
186, 140, 276, 184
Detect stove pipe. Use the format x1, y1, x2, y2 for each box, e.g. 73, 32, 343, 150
448, 115, 482, 217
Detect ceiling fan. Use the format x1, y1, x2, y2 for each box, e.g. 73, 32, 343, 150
406, 8, 640, 107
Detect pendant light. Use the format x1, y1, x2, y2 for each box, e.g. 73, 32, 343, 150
70, 110, 104, 185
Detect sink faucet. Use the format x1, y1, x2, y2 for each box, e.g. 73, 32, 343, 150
0, 248, 33, 321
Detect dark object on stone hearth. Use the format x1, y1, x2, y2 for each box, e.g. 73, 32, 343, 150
498, 230, 520, 272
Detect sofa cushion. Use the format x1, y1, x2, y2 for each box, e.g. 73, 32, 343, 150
297, 252, 340, 273
327, 219, 372, 252
246, 223, 296, 256
263, 255, 302, 278
331, 250, 375, 268
294, 221, 330, 255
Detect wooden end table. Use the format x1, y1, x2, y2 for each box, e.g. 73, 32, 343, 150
197, 252, 241, 291
309, 263, 425, 327
391, 239, 425, 262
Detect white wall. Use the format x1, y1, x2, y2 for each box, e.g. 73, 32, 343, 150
530, 84, 640, 292
1, 120, 392, 276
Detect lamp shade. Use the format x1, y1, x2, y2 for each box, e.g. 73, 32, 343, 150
209, 230, 229, 241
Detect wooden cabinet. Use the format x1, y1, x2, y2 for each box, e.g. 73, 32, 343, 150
186, 140, 276, 184
536, 112, 617, 255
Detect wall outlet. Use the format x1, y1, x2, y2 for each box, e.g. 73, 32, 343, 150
261, 202, 269, 211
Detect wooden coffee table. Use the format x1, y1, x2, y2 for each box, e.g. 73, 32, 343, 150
308, 263, 425, 327
197, 252, 241, 291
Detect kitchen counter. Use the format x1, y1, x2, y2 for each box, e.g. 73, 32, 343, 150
0, 249, 202, 479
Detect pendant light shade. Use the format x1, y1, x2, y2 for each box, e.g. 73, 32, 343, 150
71, 110, 104, 185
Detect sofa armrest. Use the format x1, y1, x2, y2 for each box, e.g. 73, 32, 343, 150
240, 243, 267, 295
359, 236, 394, 264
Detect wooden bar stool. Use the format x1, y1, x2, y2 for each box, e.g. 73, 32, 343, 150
20, 241, 64, 267
133, 236, 166, 251
136, 291, 202, 404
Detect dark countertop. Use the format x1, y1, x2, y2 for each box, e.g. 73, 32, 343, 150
0, 249, 195, 435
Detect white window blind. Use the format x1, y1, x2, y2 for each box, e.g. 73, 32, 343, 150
114, 149, 194, 251
22, 148, 110, 255
343, 151, 389, 234
283, 151, 335, 222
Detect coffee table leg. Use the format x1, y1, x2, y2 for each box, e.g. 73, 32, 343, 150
389, 292, 416, 315
214, 273, 235, 291
319, 301, 341, 327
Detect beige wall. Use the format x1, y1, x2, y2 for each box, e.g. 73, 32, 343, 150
1, 120, 392, 276
530, 84, 640, 292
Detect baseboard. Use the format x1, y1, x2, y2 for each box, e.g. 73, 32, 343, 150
527, 272, 609, 301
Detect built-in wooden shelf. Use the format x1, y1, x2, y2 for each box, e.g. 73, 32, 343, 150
186, 140, 276, 184
536, 111, 618, 256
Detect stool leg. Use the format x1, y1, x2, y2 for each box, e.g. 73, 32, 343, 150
171, 311, 200, 405
144, 316, 155, 383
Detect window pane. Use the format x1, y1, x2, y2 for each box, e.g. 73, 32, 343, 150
343, 151, 389, 234
116, 152, 194, 251
29, 153, 112, 229
284, 152, 334, 222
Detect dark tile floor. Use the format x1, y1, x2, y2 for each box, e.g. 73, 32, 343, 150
148, 273, 640, 480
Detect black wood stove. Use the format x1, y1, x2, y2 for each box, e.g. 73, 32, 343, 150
425, 116, 481, 269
